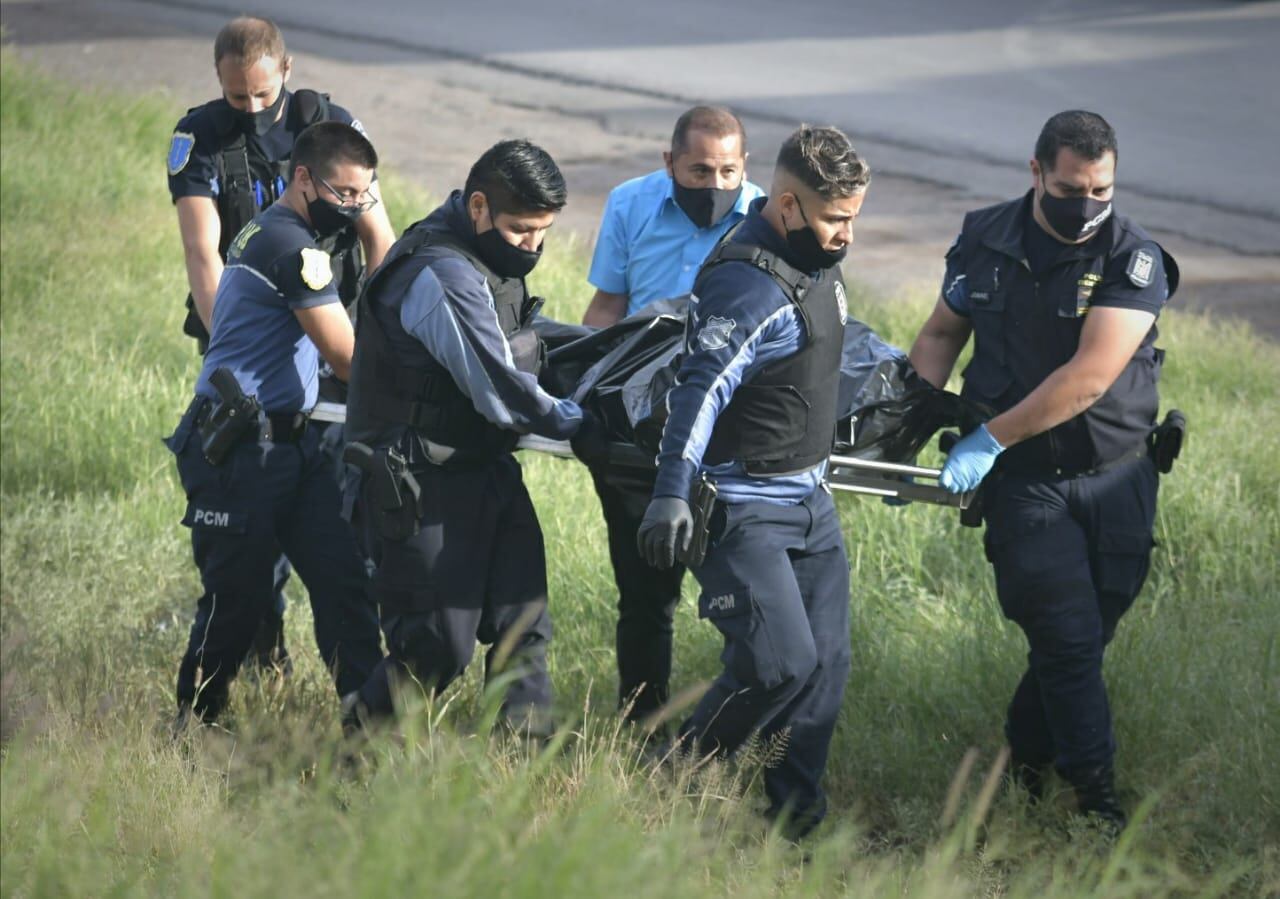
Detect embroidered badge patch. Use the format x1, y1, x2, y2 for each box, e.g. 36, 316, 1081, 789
1126, 249, 1156, 288
167, 131, 196, 176
300, 247, 333, 291
834, 280, 848, 325
697, 315, 736, 351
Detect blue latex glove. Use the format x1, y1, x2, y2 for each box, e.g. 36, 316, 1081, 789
939, 424, 1004, 493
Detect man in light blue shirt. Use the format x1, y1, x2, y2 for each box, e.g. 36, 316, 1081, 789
584, 106, 765, 326
581, 107, 763, 723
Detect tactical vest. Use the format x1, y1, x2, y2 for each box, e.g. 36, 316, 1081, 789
696, 240, 846, 476
209, 89, 364, 305
346, 219, 543, 459
957, 199, 1179, 474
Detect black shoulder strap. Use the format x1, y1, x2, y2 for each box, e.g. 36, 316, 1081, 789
360, 219, 436, 302
289, 89, 332, 128
698, 232, 811, 300
214, 131, 256, 258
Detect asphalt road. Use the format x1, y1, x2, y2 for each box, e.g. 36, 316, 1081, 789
154, 0, 1280, 254
3, 0, 1277, 333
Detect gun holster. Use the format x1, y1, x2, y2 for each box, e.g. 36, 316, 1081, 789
1150, 409, 1187, 475
200, 367, 260, 465
676, 474, 718, 568
344, 442, 422, 541
183, 293, 210, 355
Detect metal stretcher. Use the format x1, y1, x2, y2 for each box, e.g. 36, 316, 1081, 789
513, 434, 977, 511
313, 403, 976, 512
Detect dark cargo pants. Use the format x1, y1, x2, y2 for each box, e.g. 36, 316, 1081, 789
591, 469, 686, 719
167, 406, 384, 721
680, 487, 851, 833
356, 454, 554, 726
984, 454, 1158, 778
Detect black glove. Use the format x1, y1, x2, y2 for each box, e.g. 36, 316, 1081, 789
636, 496, 693, 570
570, 409, 610, 467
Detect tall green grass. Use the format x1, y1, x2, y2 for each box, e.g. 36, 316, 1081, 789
2, 56, 1278, 897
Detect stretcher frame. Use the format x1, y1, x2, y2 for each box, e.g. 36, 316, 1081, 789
312, 402, 974, 510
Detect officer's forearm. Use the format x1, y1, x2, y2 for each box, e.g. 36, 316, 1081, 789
582, 289, 628, 328
184, 249, 222, 330
356, 204, 395, 271
987, 362, 1109, 448
907, 330, 964, 389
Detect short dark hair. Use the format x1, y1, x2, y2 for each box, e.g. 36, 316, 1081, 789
1035, 110, 1117, 171
290, 122, 378, 181
776, 125, 869, 199
671, 105, 747, 157
214, 16, 288, 67
463, 139, 567, 215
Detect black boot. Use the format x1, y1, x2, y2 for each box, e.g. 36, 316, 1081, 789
1067, 764, 1127, 832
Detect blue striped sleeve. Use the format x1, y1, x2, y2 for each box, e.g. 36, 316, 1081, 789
399, 259, 582, 439
653, 269, 803, 498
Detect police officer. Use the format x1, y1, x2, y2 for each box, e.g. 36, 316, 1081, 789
166, 16, 395, 668
582, 106, 765, 721
637, 126, 869, 838
908, 111, 1178, 829
166, 122, 385, 724
344, 140, 594, 733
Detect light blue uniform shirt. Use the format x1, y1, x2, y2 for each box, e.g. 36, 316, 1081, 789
588, 169, 765, 316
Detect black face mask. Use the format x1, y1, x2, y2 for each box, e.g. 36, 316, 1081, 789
672, 178, 742, 229
474, 211, 542, 278
233, 88, 287, 137
784, 197, 846, 271
304, 171, 362, 238
1038, 175, 1112, 241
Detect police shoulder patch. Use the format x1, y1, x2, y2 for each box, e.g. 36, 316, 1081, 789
697, 315, 736, 351
167, 131, 196, 176
300, 247, 333, 291
1126, 248, 1156, 288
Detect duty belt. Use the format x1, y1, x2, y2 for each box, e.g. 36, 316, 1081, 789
997, 441, 1149, 479
191, 397, 310, 444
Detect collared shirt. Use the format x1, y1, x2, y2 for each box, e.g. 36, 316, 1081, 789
588, 169, 765, 316
194, 203, 338, 413
654, 198, 827, 506
941, 192, 1169, 318
940, 191, 1176, 472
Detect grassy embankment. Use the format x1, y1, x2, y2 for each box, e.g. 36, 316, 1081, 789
1, 57, 1277, 898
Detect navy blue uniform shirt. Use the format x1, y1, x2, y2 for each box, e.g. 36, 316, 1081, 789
195, 203, 340, 413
